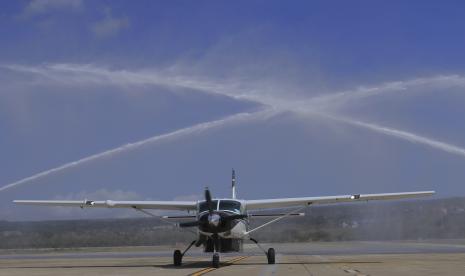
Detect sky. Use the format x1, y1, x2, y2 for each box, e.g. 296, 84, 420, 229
1, 0, 465, 220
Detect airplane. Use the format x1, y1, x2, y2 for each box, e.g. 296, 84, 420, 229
14, 170, 434, 268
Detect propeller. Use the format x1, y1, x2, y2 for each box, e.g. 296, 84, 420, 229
178, 187, 247, 228
179, 187, 214, 228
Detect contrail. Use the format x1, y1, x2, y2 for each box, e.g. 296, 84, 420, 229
2, 64, 249, 102
6, 64, 465, 108
300, 74, 465, 111
0, 109, 275, 193
6, 64, 465, 155
4, 63, 465, 192
312, 112, 465, 159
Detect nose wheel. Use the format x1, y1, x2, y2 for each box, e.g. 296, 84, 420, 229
212, 253, 220, 268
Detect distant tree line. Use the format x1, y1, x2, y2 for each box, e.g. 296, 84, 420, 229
1, 197, 464, 249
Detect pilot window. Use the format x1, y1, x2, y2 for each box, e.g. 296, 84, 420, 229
219, 200, 241, 213
198, 200, 218, 213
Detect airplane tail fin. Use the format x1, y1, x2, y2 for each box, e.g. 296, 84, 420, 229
231, 169, 236, 199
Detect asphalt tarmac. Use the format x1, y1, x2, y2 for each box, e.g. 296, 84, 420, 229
1, 240, 465, 276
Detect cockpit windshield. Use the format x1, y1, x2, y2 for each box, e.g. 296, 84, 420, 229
219, 200, 241, 213
198, 200, 218, 213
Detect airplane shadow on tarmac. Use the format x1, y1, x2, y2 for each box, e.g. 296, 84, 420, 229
0, 264, 157, 269
1, 260, 382, 270
155, 260, 383, 269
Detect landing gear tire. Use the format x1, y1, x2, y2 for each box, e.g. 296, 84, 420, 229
173, 250, 182, 267
267, 248, 275, 264
212, 253, 220, 268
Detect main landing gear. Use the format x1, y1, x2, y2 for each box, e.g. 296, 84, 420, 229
173, 249, 182, 266
267, 248, 275, 264
173, 240, 196, 267
250, 238, 275, 264
174, 238, 275, 267
173, 240, 222, 268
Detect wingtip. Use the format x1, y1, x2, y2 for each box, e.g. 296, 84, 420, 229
420, 190, 435, 197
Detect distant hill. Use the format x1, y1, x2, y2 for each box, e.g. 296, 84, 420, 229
1, 197, 464, 249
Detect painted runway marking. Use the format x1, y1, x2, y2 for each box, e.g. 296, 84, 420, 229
342, 266, 369, 276
188, 256, 248, 276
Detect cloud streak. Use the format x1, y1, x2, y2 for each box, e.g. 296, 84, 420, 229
92, 8, 129, 38
21, 0, 83, 18
2, 64, 252, 103
342, 117, 465, 158
3, 63, 465, 194
298, 75, 465, 111
0, 109, 275, 193
304, 111, 465, 159
2, 63, 311, 108
6, 63, 465, 110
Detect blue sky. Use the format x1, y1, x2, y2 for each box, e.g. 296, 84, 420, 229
1, 0, 465, 220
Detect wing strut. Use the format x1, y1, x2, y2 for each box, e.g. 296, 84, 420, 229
132, 207, 197, 235
243, 205, 309, 237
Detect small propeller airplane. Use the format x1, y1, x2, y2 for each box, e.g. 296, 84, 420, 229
14, 170, 434, 268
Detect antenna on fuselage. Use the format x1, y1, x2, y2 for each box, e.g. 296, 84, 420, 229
231, 169, 236, 199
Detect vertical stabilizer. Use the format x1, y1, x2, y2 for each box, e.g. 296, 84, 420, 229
231, 169, 236, 199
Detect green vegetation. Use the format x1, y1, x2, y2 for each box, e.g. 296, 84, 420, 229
1, 197, 464, 249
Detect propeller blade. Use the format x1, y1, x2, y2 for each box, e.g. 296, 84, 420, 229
179, 221, 200, 227
205, 187, 213, 214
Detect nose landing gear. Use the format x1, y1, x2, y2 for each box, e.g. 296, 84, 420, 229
212, 252, 220, 268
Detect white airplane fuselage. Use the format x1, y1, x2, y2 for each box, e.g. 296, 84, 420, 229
194, 199, 248, 252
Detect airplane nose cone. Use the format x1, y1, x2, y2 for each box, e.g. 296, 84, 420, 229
208, 213, 221, 227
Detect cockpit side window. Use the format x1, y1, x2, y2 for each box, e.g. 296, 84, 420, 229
198, 200, 218, 213
219, 200, 241, 213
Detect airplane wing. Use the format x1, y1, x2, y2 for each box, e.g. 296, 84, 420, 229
14, 191, 435, 211
245, 191, 435, 210
13, 200, 197, 211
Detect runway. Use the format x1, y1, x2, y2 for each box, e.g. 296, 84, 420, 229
2, 240, 465, 275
